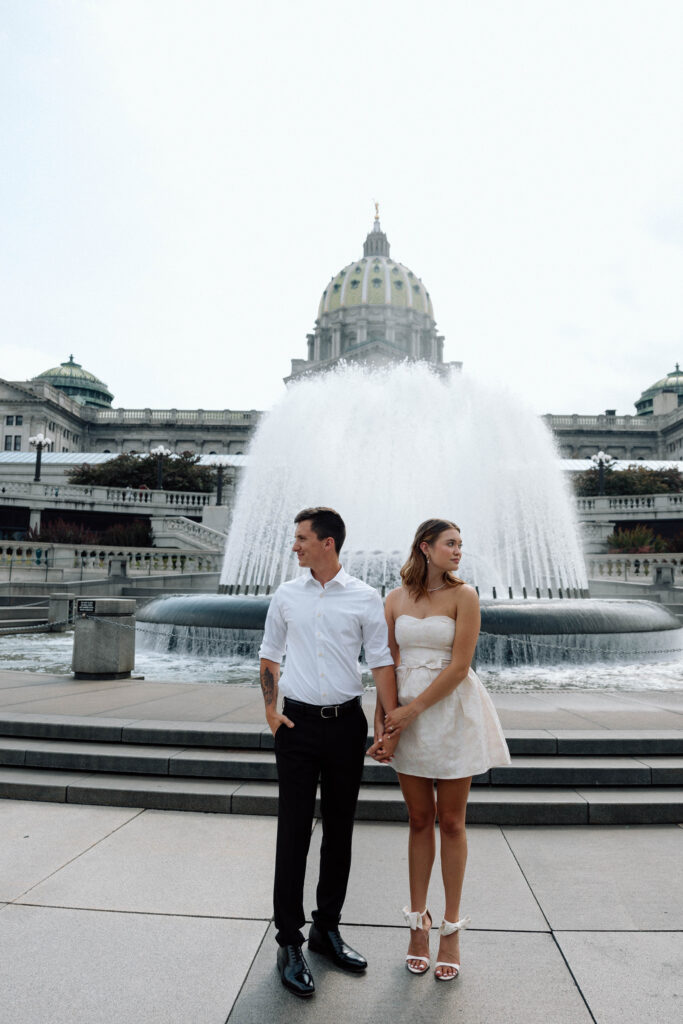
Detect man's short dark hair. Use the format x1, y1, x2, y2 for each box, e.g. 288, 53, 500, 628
294, 507, 346, 554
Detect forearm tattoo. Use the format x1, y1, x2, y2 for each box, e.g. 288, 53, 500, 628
260, 665, 276, 707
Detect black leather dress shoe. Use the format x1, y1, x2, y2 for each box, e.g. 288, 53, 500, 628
277, 944, 315, 997
308, 924, 368, 973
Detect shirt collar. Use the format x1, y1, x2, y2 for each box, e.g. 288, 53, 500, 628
303, 565, 351, 588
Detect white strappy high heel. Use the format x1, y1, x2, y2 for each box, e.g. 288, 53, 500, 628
402, 906, 432, 975
434, 915, 470, 981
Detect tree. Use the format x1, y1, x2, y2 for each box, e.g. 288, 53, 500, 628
572, 464, 683, 496
67, 452, 217, 492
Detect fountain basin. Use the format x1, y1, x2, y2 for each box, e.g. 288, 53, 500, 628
137, 594, 680, 634
139, 594, 272, 630
136, 594, 682, 667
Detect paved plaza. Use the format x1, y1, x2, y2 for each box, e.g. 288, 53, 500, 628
1, 801, 682, 1023
0, 669, 681, 1022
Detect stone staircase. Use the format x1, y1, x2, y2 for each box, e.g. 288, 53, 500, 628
0, 603, 49, 632
150, 515, 226, 551
0, 714, 681, 824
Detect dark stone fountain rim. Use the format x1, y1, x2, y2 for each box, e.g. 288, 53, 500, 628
136, 594, 681, 635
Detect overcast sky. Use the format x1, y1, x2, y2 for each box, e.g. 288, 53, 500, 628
2, 0, 683, 417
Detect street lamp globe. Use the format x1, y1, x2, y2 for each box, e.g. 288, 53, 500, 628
150, 445, 173, 490
29, 433, 53, 482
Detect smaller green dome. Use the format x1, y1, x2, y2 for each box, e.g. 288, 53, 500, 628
635, 363, 683, 416
34, 355, 114, 408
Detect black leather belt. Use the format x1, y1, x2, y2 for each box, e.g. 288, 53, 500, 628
283, 696, 362, 719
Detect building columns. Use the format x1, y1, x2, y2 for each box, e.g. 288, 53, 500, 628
332, 325, 342, 358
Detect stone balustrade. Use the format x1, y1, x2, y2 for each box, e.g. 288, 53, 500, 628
546, 409, 682, 430
0, 542, 222, 576
0, 480, 215, 512
585, 552, 683, 583
92, 408, 259, 425
547, 414, 653, 429
576, 493, 683, 518
154, 516, 227, 548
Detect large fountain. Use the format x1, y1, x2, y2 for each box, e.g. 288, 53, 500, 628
220, 364, 586, 595
138, 364, 682, 669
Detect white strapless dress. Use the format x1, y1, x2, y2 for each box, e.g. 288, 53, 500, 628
390, 615, 511, 779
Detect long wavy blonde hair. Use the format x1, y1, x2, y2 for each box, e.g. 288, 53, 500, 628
400, 518, 464, 599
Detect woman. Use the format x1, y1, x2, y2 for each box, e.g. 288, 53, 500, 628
371, 518, 510, 980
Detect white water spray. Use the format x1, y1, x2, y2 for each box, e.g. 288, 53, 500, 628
220, 364, 587, 595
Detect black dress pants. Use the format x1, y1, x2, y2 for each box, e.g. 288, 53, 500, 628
273, 698, 368, 947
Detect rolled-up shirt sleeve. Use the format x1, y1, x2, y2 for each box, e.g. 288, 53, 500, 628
361, 590, 393, 668
258, 590, 287, 663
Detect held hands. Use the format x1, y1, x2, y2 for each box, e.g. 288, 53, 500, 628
369, 695, 399, 762
366, 730, 400, 763
384, 702, 420, 733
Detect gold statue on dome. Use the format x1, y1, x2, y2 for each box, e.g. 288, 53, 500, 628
374, 200, 380, 221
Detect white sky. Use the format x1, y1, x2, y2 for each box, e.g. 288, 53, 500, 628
2, 0, 682, 416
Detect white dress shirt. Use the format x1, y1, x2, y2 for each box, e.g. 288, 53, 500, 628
258, 566, 393, 705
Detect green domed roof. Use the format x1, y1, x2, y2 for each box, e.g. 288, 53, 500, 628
635, 363, 683, 416
33, 356, 114, 408
318, 255, 434, 319
640, 365, 683, 397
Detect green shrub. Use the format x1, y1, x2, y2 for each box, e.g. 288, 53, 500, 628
67, 452, 217, 492
101, 521, 153, 546
27, 518, 153, 547
606, 525, 670, 552
573, 464, 683, 496
27, 519, 99, 544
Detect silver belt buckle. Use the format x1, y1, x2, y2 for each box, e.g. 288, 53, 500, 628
320, 704, 338, 719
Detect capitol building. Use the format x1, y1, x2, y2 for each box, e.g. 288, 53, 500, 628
1, 212, 682, 462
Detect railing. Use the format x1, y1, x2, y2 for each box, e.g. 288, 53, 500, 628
546, 411, 682, 430
546, 414, 655, 430
586, 553, 683, 582
92, 408, 259, 425
154, 515, 227, 547
576, 493, 683, 514
0, 480, 215, 510
0, 542, 222, 577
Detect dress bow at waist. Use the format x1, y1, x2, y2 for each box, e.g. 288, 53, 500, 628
397, 659, 451, 672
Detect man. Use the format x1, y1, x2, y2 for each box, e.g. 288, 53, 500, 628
259, 507, 398, 998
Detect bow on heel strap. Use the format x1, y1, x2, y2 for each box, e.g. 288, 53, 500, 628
435, 915, 470, 982
402, 906, 431, 975
439, 914, 470, 936
403, 906, 429, 930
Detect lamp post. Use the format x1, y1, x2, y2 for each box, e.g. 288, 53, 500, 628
29, 433, 53, 483
591, 450, 615, 496
150, 445, 172, 490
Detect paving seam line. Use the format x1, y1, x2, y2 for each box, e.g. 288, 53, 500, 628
6, 806, 146, 904
9, 902, 274, 923
549, 930, 599, 1023
499, 825, 598, 1023
225, 920, 273, 1024
0, 681, 154, 703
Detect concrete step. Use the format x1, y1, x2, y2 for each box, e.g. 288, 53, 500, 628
0, 737, 681, 788
0, 766, 681, 824
0, 620, 49, 634
0, 714, 681, 756
0, 607, 48, 622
